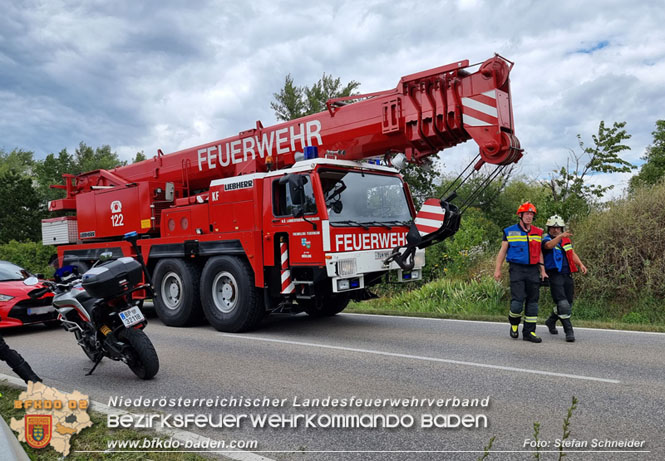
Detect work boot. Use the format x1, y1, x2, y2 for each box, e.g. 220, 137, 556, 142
522, 323, 542, 343
561, 318, 575, 342
510, 324, 519, 339
508, 314, 521, 339
12, 360, 42, 384
545, 313, 559, 335
523, 331, 542, 343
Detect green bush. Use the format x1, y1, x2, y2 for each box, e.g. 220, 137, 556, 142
0, 240, 56, 276
423, 208, 500, 280
573, 180, 665, 301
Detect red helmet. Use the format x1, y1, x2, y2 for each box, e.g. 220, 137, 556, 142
516, 201, 537, 215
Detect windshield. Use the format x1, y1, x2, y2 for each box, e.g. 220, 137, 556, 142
0, 261, 31, 282
319, 169, 412, 226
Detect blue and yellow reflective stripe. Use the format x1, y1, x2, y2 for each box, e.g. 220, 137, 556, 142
524, 316, 538, 323
506, 236, 527, 242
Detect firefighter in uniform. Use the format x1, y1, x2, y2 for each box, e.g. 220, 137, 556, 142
542, 215, 587, 342
494, 202, 547, 343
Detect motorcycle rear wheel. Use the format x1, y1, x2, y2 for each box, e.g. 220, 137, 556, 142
118, 328, 159, 380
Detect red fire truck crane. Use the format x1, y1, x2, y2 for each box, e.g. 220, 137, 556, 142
44, 55, 522, 332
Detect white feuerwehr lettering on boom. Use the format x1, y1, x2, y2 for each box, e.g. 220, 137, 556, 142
197, 120, 322, 171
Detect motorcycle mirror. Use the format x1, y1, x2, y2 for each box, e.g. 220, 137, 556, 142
99, 252, 114, 262
23, 276, 39, 286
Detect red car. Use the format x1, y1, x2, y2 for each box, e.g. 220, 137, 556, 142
0, 260, 57, 328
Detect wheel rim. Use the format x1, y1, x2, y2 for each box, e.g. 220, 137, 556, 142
211, 271, 238, 314
161, 271, 183, 310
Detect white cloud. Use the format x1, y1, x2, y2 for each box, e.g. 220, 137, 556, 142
0, 0, 663, 200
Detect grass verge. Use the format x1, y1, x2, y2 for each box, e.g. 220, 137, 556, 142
348, 276, 665, 333
0, 382, 208, 461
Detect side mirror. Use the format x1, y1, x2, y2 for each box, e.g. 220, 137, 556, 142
23, 276, 39, 287
99, 251, 114, 262
279, 174, 306, 206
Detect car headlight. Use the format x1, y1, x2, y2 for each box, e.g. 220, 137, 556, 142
0, 294, 15, 302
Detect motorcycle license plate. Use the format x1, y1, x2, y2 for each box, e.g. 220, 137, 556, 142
119, 306, 145, 327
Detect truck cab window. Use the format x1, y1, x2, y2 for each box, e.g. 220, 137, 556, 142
272, 175, 317, 217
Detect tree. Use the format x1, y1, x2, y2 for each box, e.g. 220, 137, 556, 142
0, 148, 34, 176
33, 148, 77, 206
436, 166, 515, 222
544, 121, 635, 219
403, 163, 442, 209
0, 170, 42, 243
133, 151, 147, 163
629, 120, 665, 191
271, 73, 360, 122
73, 142, 125, 174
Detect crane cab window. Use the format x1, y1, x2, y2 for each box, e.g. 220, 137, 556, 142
272, 174, 317, 217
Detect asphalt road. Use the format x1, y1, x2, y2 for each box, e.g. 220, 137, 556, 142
3, 312, 664, 461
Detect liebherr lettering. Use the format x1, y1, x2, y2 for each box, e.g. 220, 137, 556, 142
197, 120, 322, 171
334, 232, 407, 252
223, 180, 253, 191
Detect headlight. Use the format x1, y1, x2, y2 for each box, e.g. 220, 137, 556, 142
336, 259, 357, 276
337, 279, 350, 291
0, 294, 15, 302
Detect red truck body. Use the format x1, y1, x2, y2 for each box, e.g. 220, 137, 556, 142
44, 55, 522, 332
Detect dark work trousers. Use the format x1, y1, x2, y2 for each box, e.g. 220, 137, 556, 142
547, 270, 574, 319
0, 333, 41, 383
508, 263, 541, 330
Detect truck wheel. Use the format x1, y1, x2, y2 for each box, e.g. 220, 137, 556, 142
153, 259, 202, 327
200, 256, 264, 332
302, 293, 350, 317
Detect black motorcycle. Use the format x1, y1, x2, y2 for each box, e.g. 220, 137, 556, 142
31, 233, 159, 380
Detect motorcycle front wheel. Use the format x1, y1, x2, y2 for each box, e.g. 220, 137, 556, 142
118, 328, 159, 380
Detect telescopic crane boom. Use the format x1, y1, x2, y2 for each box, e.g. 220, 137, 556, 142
49, 55, 520, 213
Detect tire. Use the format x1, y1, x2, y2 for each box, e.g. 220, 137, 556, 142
153, 259, 202, 327
118, 328, 159, 380
200, 256, 264, 332
302, 292, 350, 317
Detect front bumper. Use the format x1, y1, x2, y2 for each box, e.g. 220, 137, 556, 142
325, 248, 425, 293
2, 298, 57, 327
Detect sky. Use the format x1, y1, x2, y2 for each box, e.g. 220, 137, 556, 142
1, 0, 664, 198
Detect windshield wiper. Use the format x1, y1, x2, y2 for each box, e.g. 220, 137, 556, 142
383, 220, 412, 227
362, 221, 393, 229
332, 220, 371, 230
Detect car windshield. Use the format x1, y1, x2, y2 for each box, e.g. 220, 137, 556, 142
319, 169, 412, 226
0, 262, 31, 282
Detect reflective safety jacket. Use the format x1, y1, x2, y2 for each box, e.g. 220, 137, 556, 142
504, 223, 543, 265
543, 234, 578, 273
